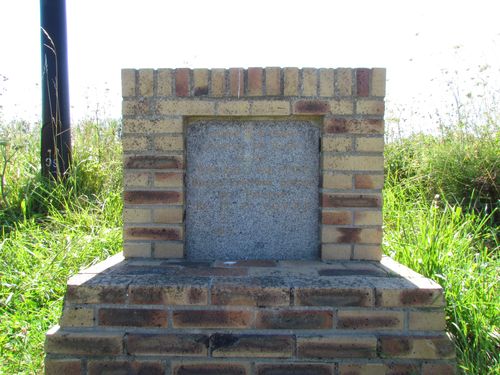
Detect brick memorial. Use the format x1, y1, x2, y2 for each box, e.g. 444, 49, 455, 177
45, 68, 456, 374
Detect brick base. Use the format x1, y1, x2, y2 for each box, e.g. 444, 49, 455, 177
45, 253, 456, 374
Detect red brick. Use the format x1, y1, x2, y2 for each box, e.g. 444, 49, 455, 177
229, 68, 245, 97
422, 363, 456, 375
88, 360, 165, 375
356, 68, 371, 97
297, 336, 377, 359
248, 67, 263, 96
323, 118, 384, 134
336, 310, 403, 330
175, 68, 190, 97
66, 284, 127, 304
174, 362, 249, 375
211, 282, 290, 307
124, 190, 182, 204
45, 330, 123, 355
210, 333, 294, 358
124, 155, 184, 169
98, 308, 167, 327
125, 227, 182, 241
45, 359, 82, 375
322, 194, 381, 208
173, 309, 253, 328
129, 284, 208, 305
154, 172, 183, 188
295, 287, 374, 307
293, 99, 330, 114
127, 333, 208, 355
322, 211, 352, 225
256, 363, 332, 375
379, 335, 455, 359
256, 309, 333, 329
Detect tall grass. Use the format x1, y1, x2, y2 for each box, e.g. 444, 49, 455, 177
0, 120, 123, 374
384, 117, 499, 374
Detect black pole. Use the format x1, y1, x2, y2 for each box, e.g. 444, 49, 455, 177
40, 0, 71, 178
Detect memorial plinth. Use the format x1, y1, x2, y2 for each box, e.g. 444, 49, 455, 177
45, 67, 456, 374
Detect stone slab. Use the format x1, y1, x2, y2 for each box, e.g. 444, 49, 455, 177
185, 120, 320, 260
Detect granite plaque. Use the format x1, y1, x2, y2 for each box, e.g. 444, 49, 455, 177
186, 120, 320, 260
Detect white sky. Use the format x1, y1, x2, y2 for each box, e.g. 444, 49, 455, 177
0, 0, 499, 133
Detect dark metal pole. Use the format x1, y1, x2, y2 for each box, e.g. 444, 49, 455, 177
40, 0, 71, 178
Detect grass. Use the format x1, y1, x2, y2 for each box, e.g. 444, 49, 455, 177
0, 120, 123, 374
0, 112, 498, 373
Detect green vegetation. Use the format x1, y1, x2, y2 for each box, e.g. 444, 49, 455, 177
0, 113, 498, 374
0, 120, 123, 374
384, 119, 499, 374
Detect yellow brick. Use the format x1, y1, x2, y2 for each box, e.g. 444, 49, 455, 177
122, 136, 149, 152
359, 228, 382, 244
371, 68, 386, 97
356, 137, 384, 152
321, 244, 351, 260
329, 99, 354, 115
124, 172, 149, 188
124, 242, 152, 257
158, 100, 215, 116
319, 68, 334, 97
122, 100, 149, 116
154, 172, 184, 188
354, 174, 385, 189
353, 245, 382, 261
211, 69, 226, 97
328, 99, 354, 115
121, 69, 136, 97
217, 101, 250, 115
153, 135, 184, 152
336, 68, 352, 96
251, 100, 290, 115
153, 207, 184, 224
322, 174, 352, 189
60, 307, 95, 327
284, 67, 299, 96
322, 226, 340, 243
354, 210, 383, 225
409, 311, 446, 331
323, 155, 384, 171
157, 68, 173, 96
138, 69, 154, 97
193, 69, 209, 95
356, 100, 385, 115
154, 242, 184, 258
302, 68, 317, 96
123, 208, 151, 223
322, 136, 352, 152
123, 118, 183, 134
265, 67, 281, 96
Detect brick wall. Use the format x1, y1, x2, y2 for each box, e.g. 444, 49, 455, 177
121, 67, 386, 261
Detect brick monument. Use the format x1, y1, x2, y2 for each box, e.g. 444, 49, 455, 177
44, 68, 456, 374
